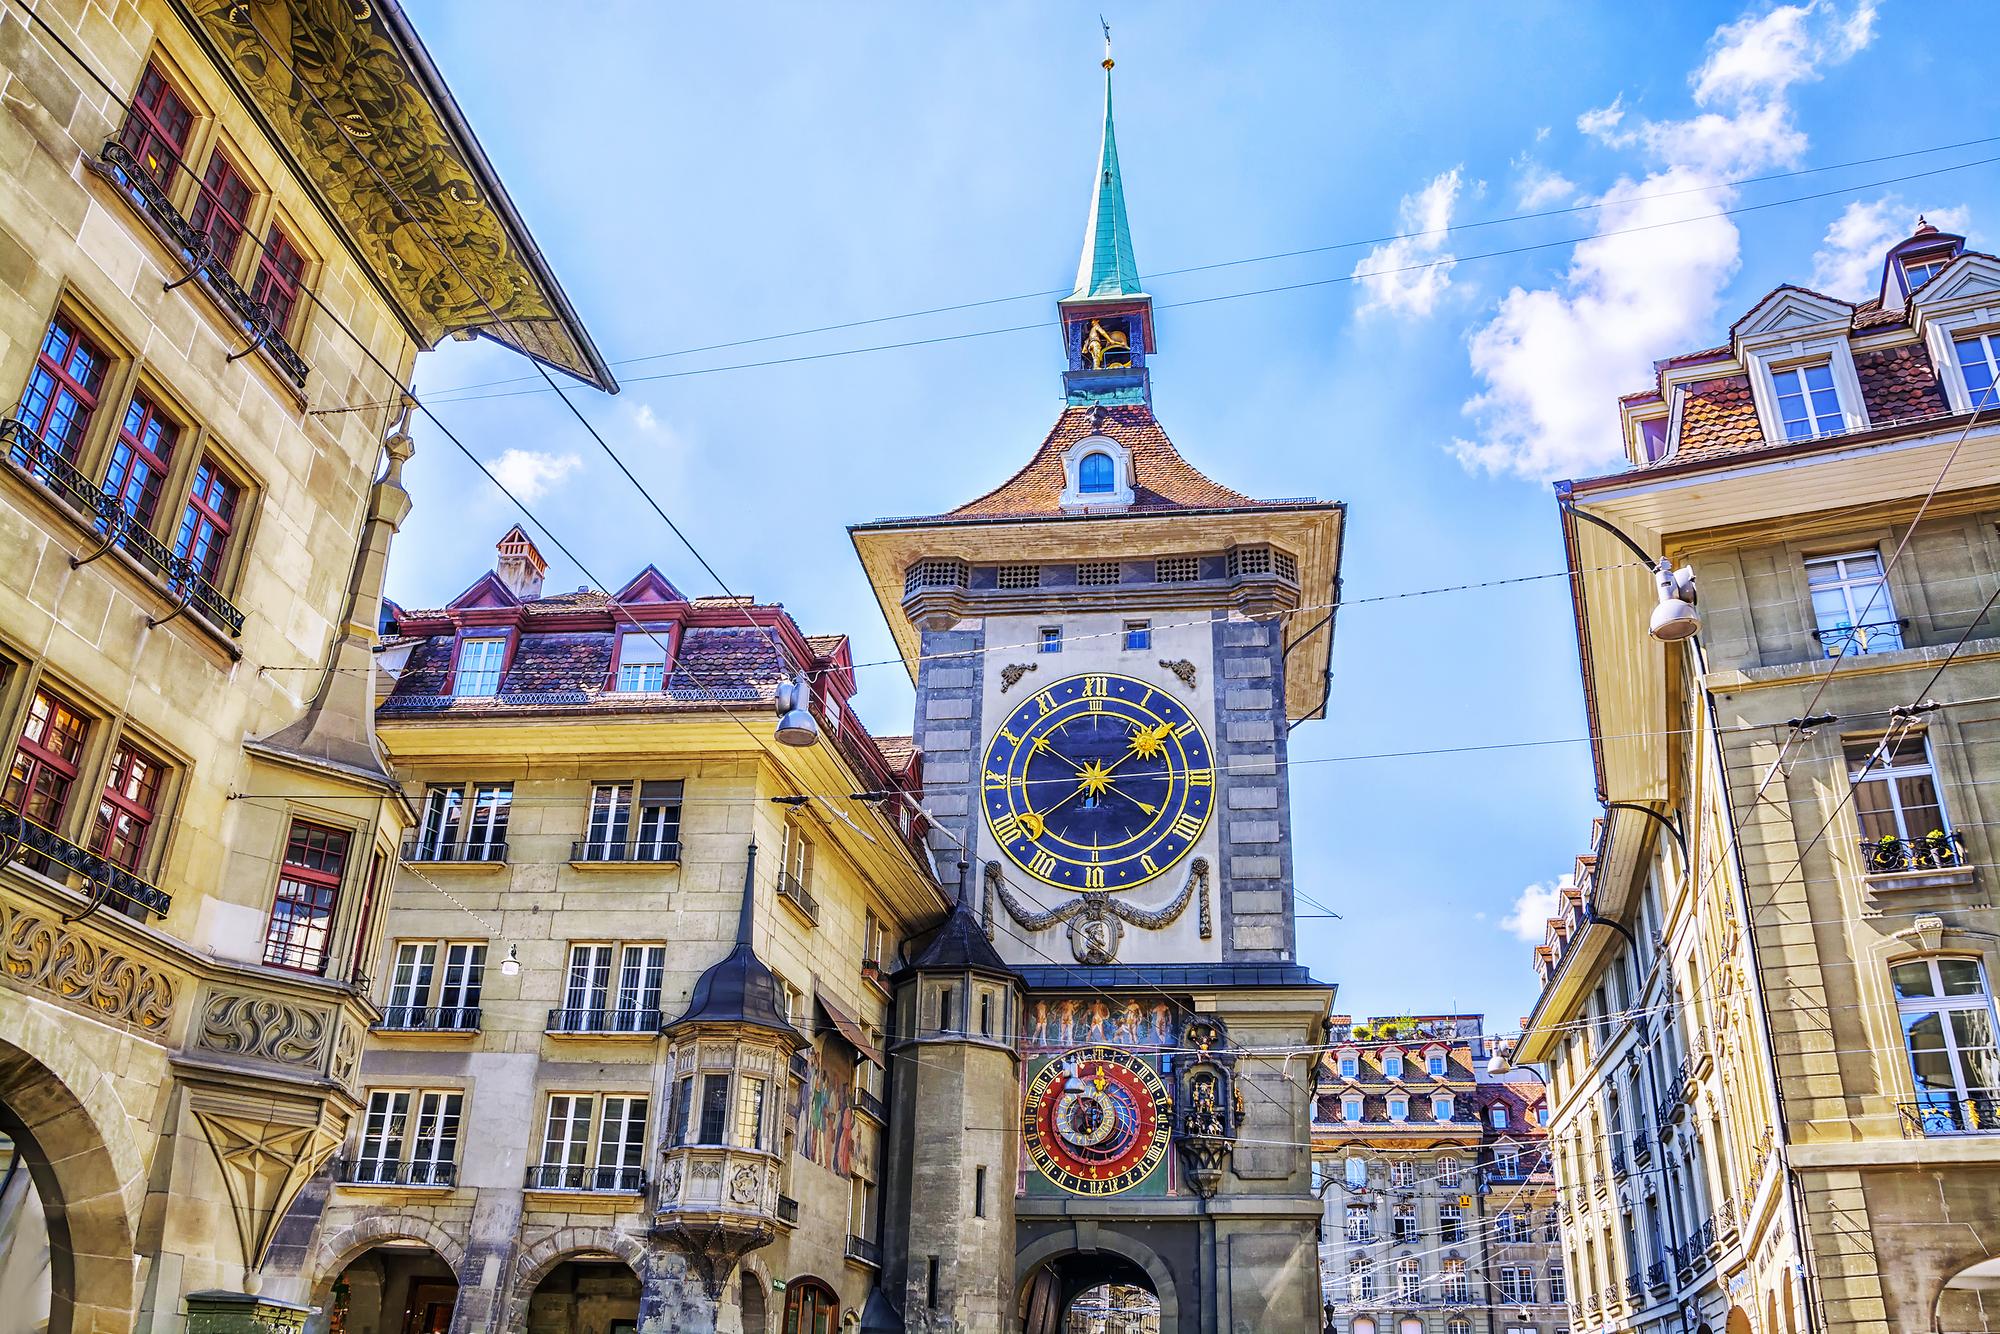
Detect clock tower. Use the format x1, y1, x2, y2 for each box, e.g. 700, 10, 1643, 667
853, 46, 1342, 1334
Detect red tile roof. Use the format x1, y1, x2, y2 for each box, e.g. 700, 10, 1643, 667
1855, 344, 1949, 422
935, 404, 1266, 521
1669, 375, 1762, 462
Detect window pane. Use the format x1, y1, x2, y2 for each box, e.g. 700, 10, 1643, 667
1940, 959, 1987, 997
1903, 1012, 1954, 1092
698, 1073, 731, 1144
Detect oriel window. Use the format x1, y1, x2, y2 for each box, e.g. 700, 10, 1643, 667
92, 740, 164, 872
262, 820, 349, 973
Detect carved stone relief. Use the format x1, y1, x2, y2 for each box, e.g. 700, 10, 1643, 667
0, 895, 175, 1031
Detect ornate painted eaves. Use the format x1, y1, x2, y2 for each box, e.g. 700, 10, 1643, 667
174, 0, 616, 390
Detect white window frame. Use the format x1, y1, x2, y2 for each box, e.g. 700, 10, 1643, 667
1058, 433, 1135, 510
1394, 1258, 1422, 1300
1892, 955, 2000, 1127
408, 1090, 463, 1185
1848, 733, 1949, 844
1920, 299, 2000, 411
1343, 1096, 1364, 1122
451, 635, 507, 697
1433, 1093, 1454, 1120
1439, 1157, 1461, 1187
1345, 1155, 1368, 1187
1387, 1095, 1408, 1122
1804, 550, 1902, 658
1744, 335, 1868, 443
612, 626, 671, 693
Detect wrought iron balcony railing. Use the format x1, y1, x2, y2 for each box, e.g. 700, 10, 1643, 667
2, 419, 243, 637
546, 1007, 663, 1035
331, 1157, 456, 1188
1861, 831, 1968, 875
399, 837, 509, 864
0, 803, 171, 919
1647, 1260, 1668, 1290
96, 140, 310, 388
374, 1005, 481, 1033
856, 1087, 886, 1122
1625, 1273, 1645, 1301
776, 1194, 800, 1225
845, 1235, 881, 1267
525, 1163, 646, 1193
1811, 619, 1907, 658
570, 838, 680, 864
1899, 1092, 2000, 1137
777, 871, 820, 922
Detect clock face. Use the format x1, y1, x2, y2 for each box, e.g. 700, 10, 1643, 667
1023, 1046, 1172, 1195
983, 672, 1213, 890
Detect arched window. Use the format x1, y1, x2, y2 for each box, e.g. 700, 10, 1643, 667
784, 1278, 840, 1334
1892, 954, 2000, 1130
1078, 451, 1115, 494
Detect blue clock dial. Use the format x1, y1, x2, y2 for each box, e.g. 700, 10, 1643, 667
983, 672, 1213, 890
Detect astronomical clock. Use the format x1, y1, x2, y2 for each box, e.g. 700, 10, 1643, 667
1022, 1046, 1173, 1196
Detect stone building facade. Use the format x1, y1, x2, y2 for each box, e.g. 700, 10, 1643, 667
1520, 219, 2000, 1334
0, 1, 606, 1329
294, 531, 946, 1333
1313, 1015, 1561, 1334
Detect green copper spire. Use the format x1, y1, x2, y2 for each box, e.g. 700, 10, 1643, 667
1071, 46, 1143, 301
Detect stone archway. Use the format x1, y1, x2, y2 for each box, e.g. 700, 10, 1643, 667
734, 1255, 773, 1334
508, 1228, 653, 1331
1937, 1255, 2000, 1333
308, 1213, 468, 1285
1017, 1229, 1180, 1334
0, 1020, 146, 1334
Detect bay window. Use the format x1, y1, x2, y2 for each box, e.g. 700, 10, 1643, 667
1894, 956, 2000, 1133
262, 820, 349, 973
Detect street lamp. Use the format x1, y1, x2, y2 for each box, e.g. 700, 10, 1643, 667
774, 672, 820, 747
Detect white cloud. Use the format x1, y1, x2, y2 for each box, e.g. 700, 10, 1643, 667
1501, 875, 1573, 942
487, 448, 582, 501
633, 403, 661, 433
1453, 2, 1877, 480
1810, 197, 1973, 299
1353, 168, 1464, 319
1514, 156, 1578, 210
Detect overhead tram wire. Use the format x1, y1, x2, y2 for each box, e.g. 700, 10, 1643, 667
415, 129, 2000, 400
381, 152, 2000, 407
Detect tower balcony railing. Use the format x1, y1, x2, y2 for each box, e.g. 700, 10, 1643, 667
1898, 1092, 2000, 1137
0, 803, 172, 919
2, 420, 244, 638
1861, 831, 1968, 875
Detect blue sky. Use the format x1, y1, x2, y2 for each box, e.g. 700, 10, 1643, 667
388, 2, 1998, 1027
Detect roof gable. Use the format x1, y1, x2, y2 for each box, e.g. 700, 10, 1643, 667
945, 404, 1256, 520
1731, 285, 1854, 343
1911, 251, 2000, 309
446, 571, 521, 611
613, 565, 688, 607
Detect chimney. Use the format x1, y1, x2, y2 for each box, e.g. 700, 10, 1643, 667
494, 525, 546, 599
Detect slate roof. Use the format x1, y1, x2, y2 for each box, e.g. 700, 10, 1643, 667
925, 403, 1301, 522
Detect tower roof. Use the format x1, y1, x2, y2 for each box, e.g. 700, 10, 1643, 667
1070, 60, 1143, 302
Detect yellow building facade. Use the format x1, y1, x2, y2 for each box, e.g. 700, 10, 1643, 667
0, 2, 605, 1328
1521, 221, 2000, 1334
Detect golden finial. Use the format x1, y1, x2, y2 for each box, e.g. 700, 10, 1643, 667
1101, 15, 1114, 70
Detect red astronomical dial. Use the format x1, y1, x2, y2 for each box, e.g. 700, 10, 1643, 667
1022, 1045, 1172, 1196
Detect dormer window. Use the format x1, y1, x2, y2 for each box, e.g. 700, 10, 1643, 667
1903, 253, 1951, 292
611, 627, 672, 692
1387, 1095, 1408, 1121
1382, 1052, 1403, 1079
1427, 1053, 1447, 1077
1338, 1050, 1358, 1078
1342, 1096, 1363, 1122
1078, 451, 1115, 494
1771, 360, 1843, 439
452, 636, 507, 697
1952, 332, 1999, 408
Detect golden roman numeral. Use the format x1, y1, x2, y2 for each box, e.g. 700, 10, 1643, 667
1087, 697, 1103, 712
1174, 720, 1197, 739
1035, 690, 1058, 716
1083, 675, 1109, 697
999, 727, 1020, 745
1186, 768, 1213, 786
985, 770, 1010, 789
1029, 850, 1058, 878
1171, 814, 1203, 840
1085, 866, 1105, 888
1140, 854, 1159, 875
992, 814, 1023, 843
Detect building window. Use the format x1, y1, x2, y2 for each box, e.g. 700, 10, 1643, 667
173, 456, 241, 585
636, 780, 683, 859
696, 1072, 731, 1145
91, 740, 164, 872
189, 150, 253, 271
1427, 1053, 1447, 1076
1343, 1096, 1363, 1122
1954, 331, 2000, 407
973, 1163, 987, 1216
1438, 1158, 1461, 1187
1389, 1159, 1414, 1188
612, 627, 671, 692
262, 820, 349, 973
1447, 1321, 1471, 1334
1077, 559, 1121, 586
1771, 360, 1844, 439
1441, 1259, 1469, 1304
582, 782, 632, 858
383, 941, 484, 1029
554, 942, 664, 1031
119, 62, 192, 189
535, 1094, 647, 1190
1439, 1203, 1464, 1243
616, 944, 667, 1020
250, 223, 306, 336
1893, 956, 1999, 1129
1496, 1209, 1523, 1242
451, 637, 507, 697
1155, 555, 1200, 583
997, 563, 1042, 590
1393, 1206, 1417, 1242
1038, 626, 1062, 653
1339, 1052, 1358, 1078
1849, 734, 1947, 845
1499, 1266, 1535, 1304
1395, 1258, 1421, 1300
351, 1088, 464, 1187
1806, 551, 1902, 657
1387, 1096, 1407, 1121
1432, 1094, 1453, 1121
1383, 1053, 1403, 1078
1905, 255, 1951, 290
1123, 620, 1151, 650
1549, 1263, 1567, 1304
779, 819, 816, 903
4, 688, 90, 827
104, 392, 179, 528
1344, 1155, 1367, 1188
785, 1280, 840, 1333
1494, 1147, 1520, 1178
1345, 1204, 1371, 1242
1491, 1105, 1510, 1129
353, 1089, 409, 1183
1536, 1104, 1550, 1126
18, 315, 108, 462
1348, 1257, 1375, 1301
1078, 451, 1115, 494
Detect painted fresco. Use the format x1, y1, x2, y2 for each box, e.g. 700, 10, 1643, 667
790, 1044, 859, 1178
1022, 994, 1181, 1052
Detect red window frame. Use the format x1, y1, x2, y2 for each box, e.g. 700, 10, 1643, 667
607, 624, 676, 691
447, 632, 514, 697
188, 149, 253, 271
119, 62, 193, 191
92, 740, 165, 871
3, 688, 90, 828
783, 1280, 840, 1334
250, 223, 306, 337
262, 820, 350, 974
104, 391, 180, 528
173, 455, 241, 584
17, 315, 108, 463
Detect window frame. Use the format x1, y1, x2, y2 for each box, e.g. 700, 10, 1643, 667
1803, 549, 1902, 658
249, 218, 308, 339
261, 818, 353, 975
188, 144, 257, 274
1743, 332, 1867, 444
1891, 954, 2000, 1119
103, 388, 181, 530
447, 633, 511, 698
17, 312, 110, 465
1768, 358, 1846, 439
608, 623, 677, 693
4, 685, 93, 832
173, 451, 244, 587
1847, 732, 1950, 845
1077, 450, 1115, 494
119, 60, 195, 192
1122, 619, 1151, 651
90, 736, 167, 874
